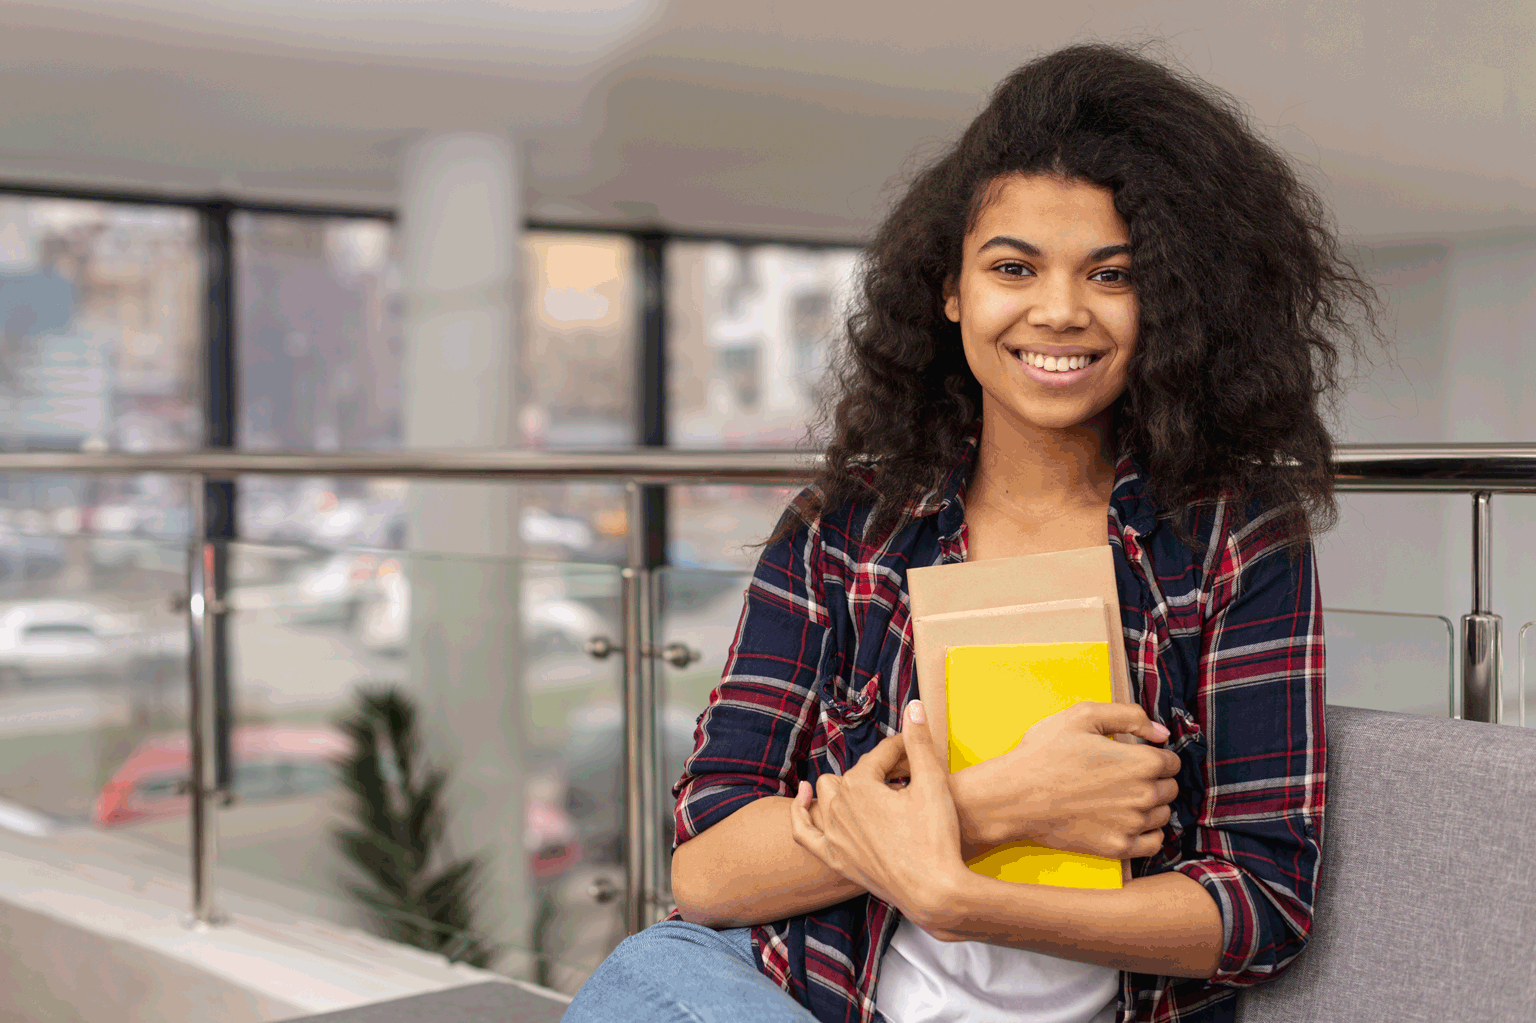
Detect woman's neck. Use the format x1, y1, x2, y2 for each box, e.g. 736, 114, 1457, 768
966, 403, 1118, 521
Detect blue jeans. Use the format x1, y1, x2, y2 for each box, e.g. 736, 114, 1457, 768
561, 920, 820, 1022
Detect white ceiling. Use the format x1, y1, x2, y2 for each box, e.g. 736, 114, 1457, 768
0, 0, 1531, 241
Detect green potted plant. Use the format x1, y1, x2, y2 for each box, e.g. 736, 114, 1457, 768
332, 685, 500, 967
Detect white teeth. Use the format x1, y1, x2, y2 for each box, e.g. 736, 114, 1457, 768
1018, 351, 1096, 372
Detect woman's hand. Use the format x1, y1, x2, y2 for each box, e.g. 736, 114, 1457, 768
789, 700, 967, 931
961, 701, 1181, 861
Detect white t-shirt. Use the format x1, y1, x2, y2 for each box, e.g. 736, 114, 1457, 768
875, 916, 1120, 1023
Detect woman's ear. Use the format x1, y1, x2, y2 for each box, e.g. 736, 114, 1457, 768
942, 276, 961, 324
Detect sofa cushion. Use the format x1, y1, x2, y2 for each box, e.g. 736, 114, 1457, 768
1236, 704, 1536, 1022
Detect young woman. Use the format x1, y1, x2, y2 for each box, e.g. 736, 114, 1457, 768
563, 42, 1380, 1023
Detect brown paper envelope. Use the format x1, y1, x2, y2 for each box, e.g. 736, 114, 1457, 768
908, 546, 1123, 618
913, 598, 1124, 774
913, 595, 1136, 885
908, 545, 1134, 735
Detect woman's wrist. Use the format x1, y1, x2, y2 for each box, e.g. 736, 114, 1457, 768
949, 764, 1022, 857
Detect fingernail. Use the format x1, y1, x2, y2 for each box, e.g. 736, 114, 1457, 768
1152, 723, 1170, 739
907, 700, 925, 724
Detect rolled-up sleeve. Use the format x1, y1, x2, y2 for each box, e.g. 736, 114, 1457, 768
1170, 511, 1327, 987
671, 499, 831, 852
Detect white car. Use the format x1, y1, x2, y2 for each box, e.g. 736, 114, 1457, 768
0, 601, 132, 688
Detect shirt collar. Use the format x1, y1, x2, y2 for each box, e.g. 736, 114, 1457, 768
905, 418, 1161, 539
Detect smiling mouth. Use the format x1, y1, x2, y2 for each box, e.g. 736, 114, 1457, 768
1007, 348, 1104, 373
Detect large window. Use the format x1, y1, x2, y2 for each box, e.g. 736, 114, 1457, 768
232, 218, 637, 558
0, 191, 861, 992
0, 196, 200, 538
235, 213, 401, 454
667, 240, 858, 448
0, 196, 202, 455
0, 195, 201, 857
234, 213, 404, 549
522, 233, 637, 449
666, 240, 860, 570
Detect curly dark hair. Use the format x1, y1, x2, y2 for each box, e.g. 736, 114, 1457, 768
772, 41, 1384, 552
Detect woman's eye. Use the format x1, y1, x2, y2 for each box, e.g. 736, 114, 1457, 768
1092, 267, 1132, 284
996, 262, 1031, 277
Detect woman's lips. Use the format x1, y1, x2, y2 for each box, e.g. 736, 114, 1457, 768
1008, 348, 1103, 387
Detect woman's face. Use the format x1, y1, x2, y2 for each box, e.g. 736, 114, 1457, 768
946, 174, 1138, 434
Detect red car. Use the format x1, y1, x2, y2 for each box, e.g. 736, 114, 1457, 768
96, 726, 580, 880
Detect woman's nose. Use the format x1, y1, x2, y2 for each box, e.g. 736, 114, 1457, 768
1024, 275, 1090, 332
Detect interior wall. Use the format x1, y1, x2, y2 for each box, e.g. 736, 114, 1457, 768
1319, 228, 1536, 720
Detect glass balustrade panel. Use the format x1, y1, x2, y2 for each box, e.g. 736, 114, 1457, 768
0, 533, 192, 875
1321, 608, 1456, 717
1516, 622, 1535, 729
667, 484, 799, 574
212, 542, 623, 992
665, 236, 854, 576
652, 566, 755, 908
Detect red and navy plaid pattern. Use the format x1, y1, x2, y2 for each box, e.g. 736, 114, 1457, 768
666, 423, 1327, 1023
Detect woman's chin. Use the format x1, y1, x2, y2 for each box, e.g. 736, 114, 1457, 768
981, 392, 1116, 436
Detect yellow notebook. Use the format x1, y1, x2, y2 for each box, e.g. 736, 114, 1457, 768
946, 641, 1124, 890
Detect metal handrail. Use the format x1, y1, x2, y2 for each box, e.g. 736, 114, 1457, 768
3, 440, 1536, 489
0, 448, 820, 483
0, 442, 1527, 938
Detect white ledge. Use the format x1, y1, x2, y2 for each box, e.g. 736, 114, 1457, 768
0, 824, 561, 1022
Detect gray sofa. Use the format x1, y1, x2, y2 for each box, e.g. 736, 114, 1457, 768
290, 704, 1536, 1023
1235, 703, 1536, 1022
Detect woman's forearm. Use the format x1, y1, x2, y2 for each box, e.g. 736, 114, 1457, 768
671, 781, 999, 929
671, 795, 866, 928
921, 869, 1224, 979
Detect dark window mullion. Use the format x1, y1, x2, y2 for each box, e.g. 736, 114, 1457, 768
199, 200, 236, 792
637, 232, 668, 569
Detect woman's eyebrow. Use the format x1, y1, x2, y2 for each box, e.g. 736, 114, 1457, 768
976, 236, 1131, 262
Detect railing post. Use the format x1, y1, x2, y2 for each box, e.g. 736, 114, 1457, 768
185, 473, 227, 928
1460, 491, 1503, 723
621, 481, 663, 935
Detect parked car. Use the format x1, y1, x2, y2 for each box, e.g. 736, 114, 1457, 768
95, 726, 581, 880
0, 601, 132, 688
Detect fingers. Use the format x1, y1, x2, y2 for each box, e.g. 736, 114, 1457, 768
850, 730, 906, 781
1078, 700, 1172, 744
789, 780, 830, 865
1134, 826, 1167, 859
899, 700, 944, 789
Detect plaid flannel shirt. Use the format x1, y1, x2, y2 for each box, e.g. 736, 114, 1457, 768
666, 423, 1327, 1023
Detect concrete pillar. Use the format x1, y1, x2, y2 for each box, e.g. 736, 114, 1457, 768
397, 132, 532, 977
